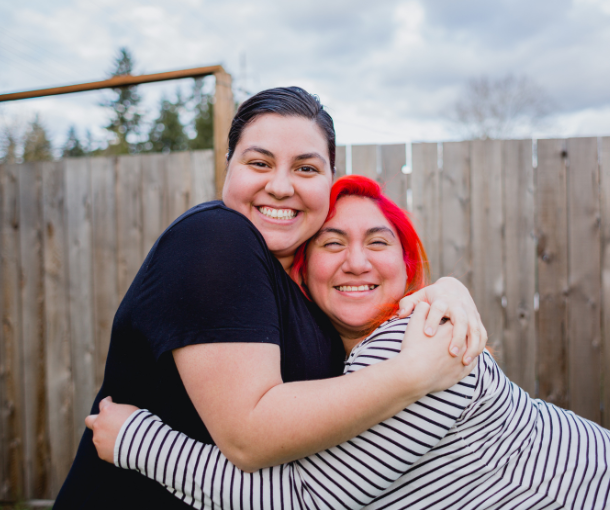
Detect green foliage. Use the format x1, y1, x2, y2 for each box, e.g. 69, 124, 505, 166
62, 125, 86, 158
101, 47, 142, 155
147, 90, 189, 153
22, 114, 53, 162
0, 127, 19, 164
189, 78, 214, 150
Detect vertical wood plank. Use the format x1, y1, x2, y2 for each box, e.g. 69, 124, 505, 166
141, 153, 168, 257
116, 155, 143, 299
65, 158, 96, 445
566, 136, 601, 422
166, 151, 192, 227
0, 163, 24, 501
91, 157, 118, 388
335, 145, 346, 179
536, 139, 569, 408
440, 142, 472, 288
411, 143, 441, 280
380, 144, 407, 210
502, 140, 536, 395
190, 149, 215, 207
351, 145, 378, 181
213, 70, 234, 198
600, 136, 610, 427
18, 162, 49, 498
471, 140, 505, 364
41, 160, 74, 495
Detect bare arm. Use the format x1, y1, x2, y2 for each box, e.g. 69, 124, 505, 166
174, 302, 470, 472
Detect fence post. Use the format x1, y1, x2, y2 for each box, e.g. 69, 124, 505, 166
213, 69, 235, 199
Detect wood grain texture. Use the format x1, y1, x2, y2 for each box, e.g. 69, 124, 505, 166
190, 150, 215, 207
380, 144, 407, 210
471, 140, 505, 364
18, 162, 49, 498
335, 145, 346, 179
116, 155, 143, 299
90, 157, 118, 388
64, 158, 96, 446
0, 163, 24, 501
502, 140, 536, 395
411, 143, 441, 280
41, 161, 74, 495
566, 137, 601, 422
440, 142, 471, 288
600, 137, 610, 427
141, 153, 168, 258
213, 71, 234, 198
166, 151, 192, 227
536, 139, 569, 408
351, 145, 378, 181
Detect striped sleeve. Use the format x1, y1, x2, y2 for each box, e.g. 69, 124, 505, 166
114, 317, 476, 509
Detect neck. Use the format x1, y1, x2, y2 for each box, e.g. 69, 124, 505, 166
340, 333, 368, 356
277, 255, 294, 273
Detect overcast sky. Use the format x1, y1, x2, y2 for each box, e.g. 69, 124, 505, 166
1, 0, 609, 149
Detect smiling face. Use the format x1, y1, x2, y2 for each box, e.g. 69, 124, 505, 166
306, 195, 408, 346
222, 113, 333, 270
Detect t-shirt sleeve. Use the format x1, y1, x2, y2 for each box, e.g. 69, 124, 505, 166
133, 208, 281, 359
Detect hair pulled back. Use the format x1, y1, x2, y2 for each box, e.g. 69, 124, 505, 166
227, 86, 336, 172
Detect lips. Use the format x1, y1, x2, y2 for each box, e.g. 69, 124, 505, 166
335, 285, 379, 292
256, 206, 298, 220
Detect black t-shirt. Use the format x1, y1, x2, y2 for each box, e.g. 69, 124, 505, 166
54, 201, 344, 509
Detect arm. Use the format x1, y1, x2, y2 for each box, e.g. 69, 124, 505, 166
399, 277, 488, 365
88, 308, 476, 509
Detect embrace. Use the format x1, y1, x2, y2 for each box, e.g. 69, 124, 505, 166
55, 87, 610, 509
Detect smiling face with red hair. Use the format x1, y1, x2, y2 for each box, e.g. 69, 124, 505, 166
291, 175, 429, 347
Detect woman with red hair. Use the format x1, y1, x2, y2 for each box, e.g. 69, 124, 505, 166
87, 176, 610, 509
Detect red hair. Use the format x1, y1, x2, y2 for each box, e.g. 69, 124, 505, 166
291, 175, 429, 331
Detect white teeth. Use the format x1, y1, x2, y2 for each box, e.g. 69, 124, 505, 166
337, 285, 378, 292
258, 206, 297, 220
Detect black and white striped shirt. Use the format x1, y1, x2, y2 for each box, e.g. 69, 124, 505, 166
114, 317, 610, 509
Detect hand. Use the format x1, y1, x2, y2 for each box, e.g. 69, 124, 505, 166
399, 302, 476, 394
398, 277, 487, 365
85, 396, 140, 464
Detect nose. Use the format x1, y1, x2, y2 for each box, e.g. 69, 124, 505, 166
341, 246, 372, 275
265, 168, 294, 199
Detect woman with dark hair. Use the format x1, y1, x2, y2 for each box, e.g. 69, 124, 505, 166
89, 176, 610, 510
55, 87, 485, 509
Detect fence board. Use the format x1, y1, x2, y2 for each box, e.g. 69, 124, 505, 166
166, 152, 192, 227
566, 137, 602, 422
412, 143, 441, 280
190, 150, 215, 207
351, 145, 378, 181
116, 156, 143, 298
471, 140, 505, 363
65, 158, 96, 441
41, 161, 74, 495
440, 142, 471, 286
335, 146, 346, 179
0, 163, 24, 501
536, 139, 569, 407
502, 140, 536, 395
91, 157, 118, 387
18, 163, 49, 498
380, 144, 407, 210
141, 153, 167, 258
601, 137, 610, 427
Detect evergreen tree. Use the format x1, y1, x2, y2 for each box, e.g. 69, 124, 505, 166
189, 78, 214, 150
22, 114, 53, 162
62, 125, 86, 158
147, 91, 189, 153
102, 47, 142, 154
0, 129, 19, 164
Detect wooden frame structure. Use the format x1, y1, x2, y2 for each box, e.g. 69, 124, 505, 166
0, 65, 235, 197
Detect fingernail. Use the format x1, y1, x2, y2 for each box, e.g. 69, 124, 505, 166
451, 347, 459, 356
465, 357, 472, 365
425, 327, 434, 335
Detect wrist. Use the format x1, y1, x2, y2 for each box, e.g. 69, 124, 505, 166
387, 354, 429, 404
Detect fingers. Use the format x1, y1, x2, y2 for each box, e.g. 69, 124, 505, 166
397, 291, 423, 318
423, 299, 448, 336
98, 396, 113, 412
445, 306, 468, 358
462, 313, 488, 365
409, 301, 431, 324
85, 414, 97, 430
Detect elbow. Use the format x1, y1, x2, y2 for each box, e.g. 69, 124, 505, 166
223, 445, 267, 473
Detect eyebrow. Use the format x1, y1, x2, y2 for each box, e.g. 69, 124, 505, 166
294, 152, 328, 164
241, 147, 328, 165
242, 146, 274, 158
317, 226, 396, 238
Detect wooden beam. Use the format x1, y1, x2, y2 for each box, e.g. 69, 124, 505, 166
0, 65, 224, 102
213, 70, 234, 199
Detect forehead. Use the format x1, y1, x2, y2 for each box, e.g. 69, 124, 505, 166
324, 196, 395, 233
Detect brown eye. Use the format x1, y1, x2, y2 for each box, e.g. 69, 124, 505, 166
439, 317, 450, 326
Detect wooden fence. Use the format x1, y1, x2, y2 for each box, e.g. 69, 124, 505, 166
0, 137, 609, 502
